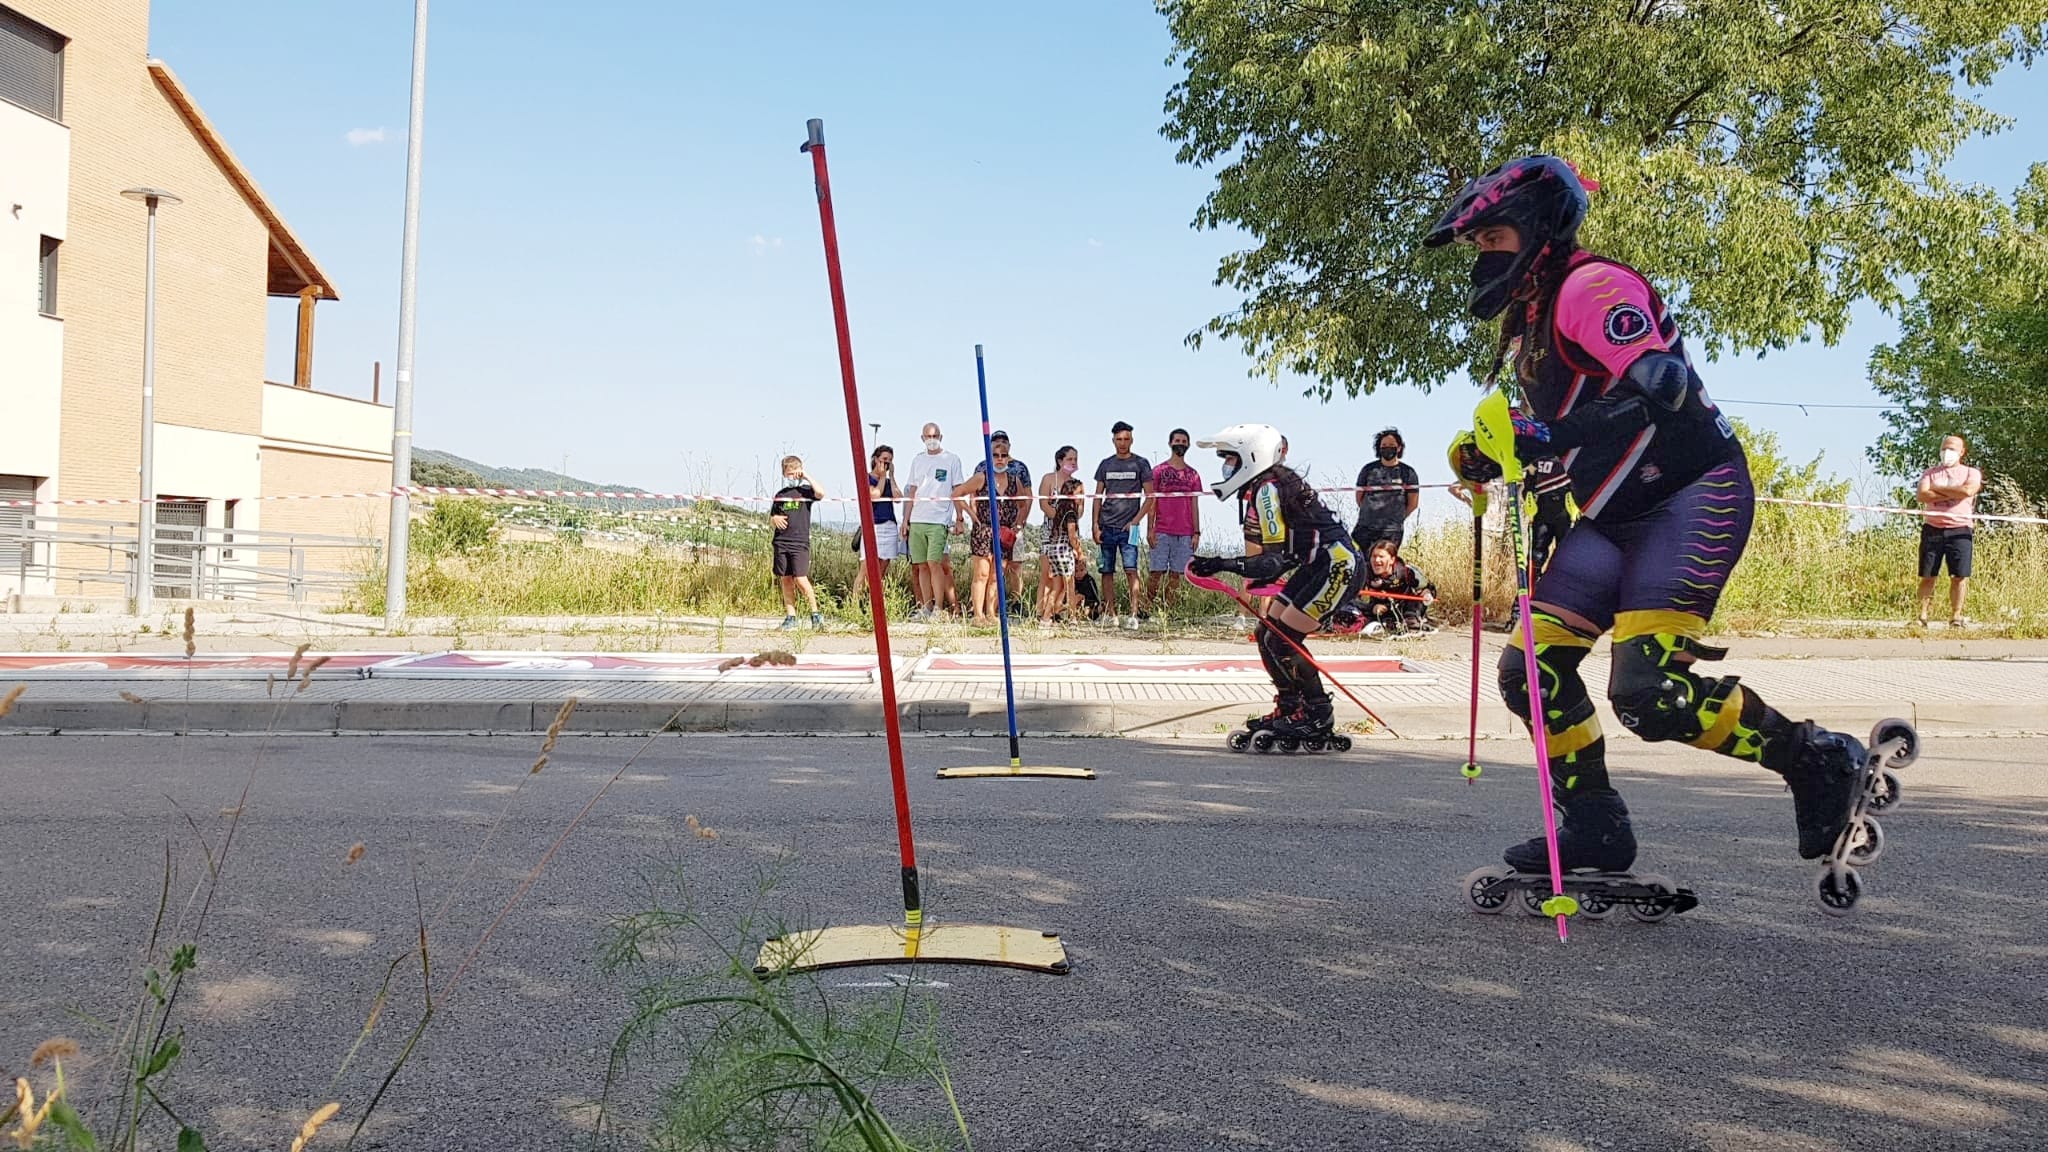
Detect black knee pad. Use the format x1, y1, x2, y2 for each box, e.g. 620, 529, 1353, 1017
1608, 633, 1723, 743
1259, 620, 1323, 702
1497, 635, 1594, 733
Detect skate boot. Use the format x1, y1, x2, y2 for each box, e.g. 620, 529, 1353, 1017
1251, 699, 1348, 753
1230, 693, 1302, 751
1502, 788, 1638, 873
1779, 723, 1869, 860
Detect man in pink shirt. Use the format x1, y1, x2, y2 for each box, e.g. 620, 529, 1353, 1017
1146, 428, 1205, 615
1915, 434, 1984, 628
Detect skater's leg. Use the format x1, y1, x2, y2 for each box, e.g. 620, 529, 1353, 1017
1499, 612, 1607, 794
1607, 462, 1865, 857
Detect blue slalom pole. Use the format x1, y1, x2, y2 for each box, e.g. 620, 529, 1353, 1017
974, 344, 1023, 768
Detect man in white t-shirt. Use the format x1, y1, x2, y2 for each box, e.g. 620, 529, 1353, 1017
903, 422, 967, 619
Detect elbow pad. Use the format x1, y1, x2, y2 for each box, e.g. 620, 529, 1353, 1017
1622, 351, 1692, 412
1236, 551, 1291, 583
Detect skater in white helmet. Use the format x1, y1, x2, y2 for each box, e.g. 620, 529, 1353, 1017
1190, 424, 1364, 750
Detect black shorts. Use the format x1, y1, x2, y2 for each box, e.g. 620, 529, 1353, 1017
1918, 526, 1973, 578
1279, 540, 1364, 622
1353, 523, 1404, 553
773, 546, 811, 578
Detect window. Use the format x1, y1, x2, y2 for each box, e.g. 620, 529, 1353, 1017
0, 5, 63, 120
221, 499, 237, 561
37, 235, 56, 315
0, 475, 34, 574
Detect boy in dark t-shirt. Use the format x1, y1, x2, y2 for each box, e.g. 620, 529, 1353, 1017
771, 455, 824, 629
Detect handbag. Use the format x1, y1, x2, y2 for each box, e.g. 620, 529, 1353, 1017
998, 526, 1018, 552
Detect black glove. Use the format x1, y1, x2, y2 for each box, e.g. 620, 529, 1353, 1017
1188, 554, 1232, 578
1530, 487, 1573, 573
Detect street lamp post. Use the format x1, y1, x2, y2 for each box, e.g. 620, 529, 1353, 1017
385, 0, 429, 629
121, 187, 180, 617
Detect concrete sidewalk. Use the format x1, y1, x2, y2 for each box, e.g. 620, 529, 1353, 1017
3, 636, 2042, 738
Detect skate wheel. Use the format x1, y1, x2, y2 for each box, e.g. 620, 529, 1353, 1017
1868, 768, 1902, 812
1628, 874, 1678, 924
1330, 734, 1353, 752
1250, 731, 1277, 753
1277, 737, 1301, 753
1579, 890, 1616, 919
1460, 866, 1512, 915
1227, 730, 1252, 752
1869, 718, 1918, 770
1847, 815, 1884, 866
1517, 887, 1550, 917
1301, 738, 1327, 753
1815, 865, 1862, 917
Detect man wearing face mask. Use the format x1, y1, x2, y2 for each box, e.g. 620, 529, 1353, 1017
1353, 428, 1421, 554
903, 423, 967, 621
1146, 429, 1205, 616
1431, 155, 1873, 882
1915, 434, 1983, 628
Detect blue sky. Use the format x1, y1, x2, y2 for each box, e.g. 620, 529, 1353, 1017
151, 1, 2045, 536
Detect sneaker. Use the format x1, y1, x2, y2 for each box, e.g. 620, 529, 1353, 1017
1123, 615, 1140, 631
779, 615, 797, 630
1948, 616, 1968, 629
1136, 611, 1152, 623
809, 613, 823, 629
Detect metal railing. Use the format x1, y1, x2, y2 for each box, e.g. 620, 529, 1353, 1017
3, 514, 379, 605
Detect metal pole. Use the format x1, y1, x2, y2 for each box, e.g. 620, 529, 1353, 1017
802, 117, 922, 929
137, 196, 160, 616
974, 345, 1023, 767
384, 0, 429, 628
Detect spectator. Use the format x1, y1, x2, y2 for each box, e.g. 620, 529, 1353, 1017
1354, 427, 1421, 553
851, 444, 901, 615
973, 430, 1032, 615
1037, 446, 1080, 614
1915, 434, 1984, 628
1360, 539, 1436, 637
1039, 476, 1086, 625
770, 455, 824, 630
903, 423, 967, 621
954, 439, 1027, 626
1146, 428, 1204, 616
1092, 421, 1155, 629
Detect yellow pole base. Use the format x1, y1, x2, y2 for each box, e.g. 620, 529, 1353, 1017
935, 762, 1096, 779
755, 922, 1070, 975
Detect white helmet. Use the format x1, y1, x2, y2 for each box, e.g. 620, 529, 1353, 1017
1197, 423, 1283, 501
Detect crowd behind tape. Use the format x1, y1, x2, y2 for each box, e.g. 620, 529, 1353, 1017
2, 483, 2043, 528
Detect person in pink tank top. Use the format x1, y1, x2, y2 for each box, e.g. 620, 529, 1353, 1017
1915, 434, 1984, 627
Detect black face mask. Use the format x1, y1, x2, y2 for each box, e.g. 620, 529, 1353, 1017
1170, 443, 1189, 457
1469, 250, 1522, 319
1378, 447, 1399, 462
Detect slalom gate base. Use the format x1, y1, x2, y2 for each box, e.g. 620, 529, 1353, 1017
754, 922, 1070, 976
936, 762, 1097, 780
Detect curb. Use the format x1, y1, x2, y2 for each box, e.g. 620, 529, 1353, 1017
1, 697, 2035, 739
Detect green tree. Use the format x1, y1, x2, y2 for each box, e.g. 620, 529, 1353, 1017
1730, 417, 1850, 538
412, 459, 487, 488
1869, 167, 2048, 505
1160, 0, 2048, 398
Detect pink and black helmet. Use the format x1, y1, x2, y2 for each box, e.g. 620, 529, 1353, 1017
1423, 155, 1593, 319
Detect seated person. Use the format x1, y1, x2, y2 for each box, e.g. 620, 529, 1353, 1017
1359, 539, 1436, 635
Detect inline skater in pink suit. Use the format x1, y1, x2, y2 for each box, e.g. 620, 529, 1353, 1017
1429, 156, 1867, 875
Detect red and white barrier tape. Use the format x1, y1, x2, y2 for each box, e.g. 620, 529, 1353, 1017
2, 484, 2042, 527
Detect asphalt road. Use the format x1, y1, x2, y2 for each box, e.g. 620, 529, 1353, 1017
2, 732, 2044, 1151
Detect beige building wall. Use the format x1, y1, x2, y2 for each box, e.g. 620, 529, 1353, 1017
8, 0, 389, 603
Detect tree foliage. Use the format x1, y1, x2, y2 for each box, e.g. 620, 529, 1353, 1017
1730, 416, 1850, 538
412, 459, 487, 488
1869, 166, 2048, 504
1160, 0, 2048, 398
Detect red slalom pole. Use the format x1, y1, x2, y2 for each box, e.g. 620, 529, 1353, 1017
802, 119, 921, 929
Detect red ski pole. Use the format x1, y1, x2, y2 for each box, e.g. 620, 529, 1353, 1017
1184, 567, 1397, 737
801, 119, 921, 930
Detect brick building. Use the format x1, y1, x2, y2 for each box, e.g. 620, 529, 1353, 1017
1, 0, 391, 603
